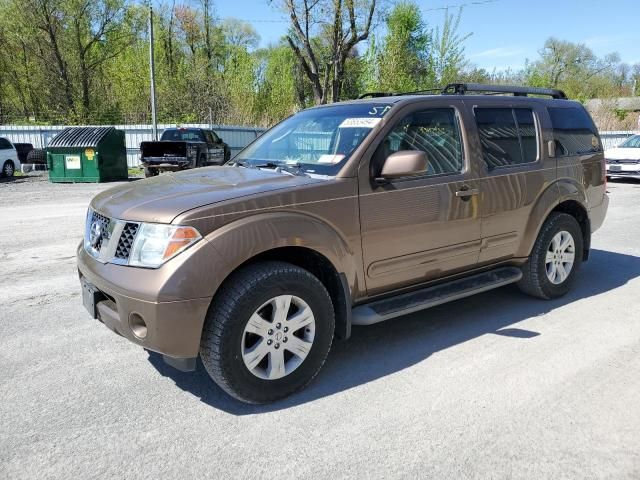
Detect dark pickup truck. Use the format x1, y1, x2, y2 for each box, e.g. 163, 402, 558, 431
140, 127, 230, 177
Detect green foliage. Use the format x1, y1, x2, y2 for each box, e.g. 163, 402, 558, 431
0, 0, 636, 130
377, 2, 432, 92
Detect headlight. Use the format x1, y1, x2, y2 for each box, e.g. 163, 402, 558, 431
129, 223, 202, 268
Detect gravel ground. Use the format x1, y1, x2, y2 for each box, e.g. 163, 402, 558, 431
1, 173, 639, 479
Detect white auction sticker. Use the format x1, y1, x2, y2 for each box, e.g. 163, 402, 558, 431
317, 154, 345, 164
339, 117, 382, 128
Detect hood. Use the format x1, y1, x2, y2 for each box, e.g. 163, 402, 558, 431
605, 147, 640, 161
91, 166, 323, 223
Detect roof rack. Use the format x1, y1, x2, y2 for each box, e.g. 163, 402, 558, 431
357, 83, 568, 101
441, 83, 567, 100
357, 92, 396, 99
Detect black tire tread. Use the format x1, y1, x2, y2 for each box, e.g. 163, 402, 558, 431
200, 261, 334, 403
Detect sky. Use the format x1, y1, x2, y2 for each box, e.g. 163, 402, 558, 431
214, 0, 640, 71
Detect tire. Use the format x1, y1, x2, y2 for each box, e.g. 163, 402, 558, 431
224, 148, 231, 163
198, 155, 206, 168
2, 160, 15, 178
26, 148, 46, 165
143, 167, 157, 178
518, 212, 584, 299
200, 261, 335, 404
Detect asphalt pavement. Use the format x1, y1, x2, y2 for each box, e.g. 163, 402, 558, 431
1, 174, 639, 479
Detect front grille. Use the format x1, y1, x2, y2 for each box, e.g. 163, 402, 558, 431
115, 223, 139, 260
90, 211, 111, 252
608, 159, 640, 165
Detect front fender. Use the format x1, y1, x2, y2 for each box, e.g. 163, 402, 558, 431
203, 211, 360, 297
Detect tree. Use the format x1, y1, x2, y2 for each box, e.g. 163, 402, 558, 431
376, 1, 432, 92
222, 18, 260, 50
278, 0, 377, 104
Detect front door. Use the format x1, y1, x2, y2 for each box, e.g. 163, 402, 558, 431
359, 100, 483, 295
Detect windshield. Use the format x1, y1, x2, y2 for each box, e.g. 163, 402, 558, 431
235, 103, 393, 175
161, 129, 205, 142
620, 135, 640, 148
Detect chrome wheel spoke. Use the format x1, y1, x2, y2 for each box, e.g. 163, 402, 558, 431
556, 263, 568, 282
285, 336, 312, 359
244, 313, 271, 336
286, 305, 314, 332
267, 349, 286, 379
272, 295, 292, 324
243, 340, 269, 371
545, 251, 555, 264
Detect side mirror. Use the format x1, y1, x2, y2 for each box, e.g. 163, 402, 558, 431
378, 150, 429, 181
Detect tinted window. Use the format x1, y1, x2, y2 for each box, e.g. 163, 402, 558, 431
160, 129, 206, 142
548, 107, 600, 156
0, 138, 12, 149
374, 108, 463, 177
475, 108, 538, 168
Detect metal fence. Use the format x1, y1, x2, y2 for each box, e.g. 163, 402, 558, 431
0, 124, 636, 167
0, 123, 266, 167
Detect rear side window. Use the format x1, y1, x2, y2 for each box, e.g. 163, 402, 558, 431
0, 138, 12, 149
375, 108, 464, 177
474, 108, 538, 169
548, 107, 601, 156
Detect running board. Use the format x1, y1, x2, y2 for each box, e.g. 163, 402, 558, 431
352, 267, 522, 326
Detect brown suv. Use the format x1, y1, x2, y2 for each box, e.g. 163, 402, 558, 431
77, 83, 609, 404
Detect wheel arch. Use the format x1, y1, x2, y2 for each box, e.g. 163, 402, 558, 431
518, 179, 591, 261
201, 212, 361, 340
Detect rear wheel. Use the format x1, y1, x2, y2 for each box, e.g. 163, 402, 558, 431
2, 160, 15, 177
143, 167, 157, 178
200, 261, 335, 404
518, 212, 584, 299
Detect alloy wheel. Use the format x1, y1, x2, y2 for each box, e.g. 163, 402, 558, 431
241, 295, 316, 380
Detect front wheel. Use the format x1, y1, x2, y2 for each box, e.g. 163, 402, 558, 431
518, 212, 584, 299
200, 261, 335, 404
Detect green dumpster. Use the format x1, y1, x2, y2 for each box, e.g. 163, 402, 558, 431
47, 127, 128, 183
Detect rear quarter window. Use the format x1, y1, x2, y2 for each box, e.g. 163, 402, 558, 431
0, 138, 13, 149
548, 107, 601, 156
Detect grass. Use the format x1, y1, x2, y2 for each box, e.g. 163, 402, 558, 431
128, 167, 143, 178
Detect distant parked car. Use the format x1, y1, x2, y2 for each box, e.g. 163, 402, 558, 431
0, 137, 20, 177
13, 143, 34, 164
140, 127, 231, 177
605, 134, 640, 179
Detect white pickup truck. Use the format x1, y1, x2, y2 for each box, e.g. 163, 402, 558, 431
0, 137, 20, 177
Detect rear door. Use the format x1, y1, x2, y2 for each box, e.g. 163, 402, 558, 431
358, 99, 483, 295
465, 99, 554, 264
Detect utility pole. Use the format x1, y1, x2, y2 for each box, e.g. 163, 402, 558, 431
148, 3, 158, 140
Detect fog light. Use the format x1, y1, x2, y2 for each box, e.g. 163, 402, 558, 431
129, 313, 148, 339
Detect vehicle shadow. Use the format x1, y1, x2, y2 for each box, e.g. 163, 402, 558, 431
146, 248, 640, 415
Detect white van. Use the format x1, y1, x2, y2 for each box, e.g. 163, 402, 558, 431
0, 137, 20, 177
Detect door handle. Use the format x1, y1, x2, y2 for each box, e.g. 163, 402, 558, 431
455, 187, 479, 198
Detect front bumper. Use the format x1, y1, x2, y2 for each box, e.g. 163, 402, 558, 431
606, 162, 640, 178
77, 243, 212, 359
